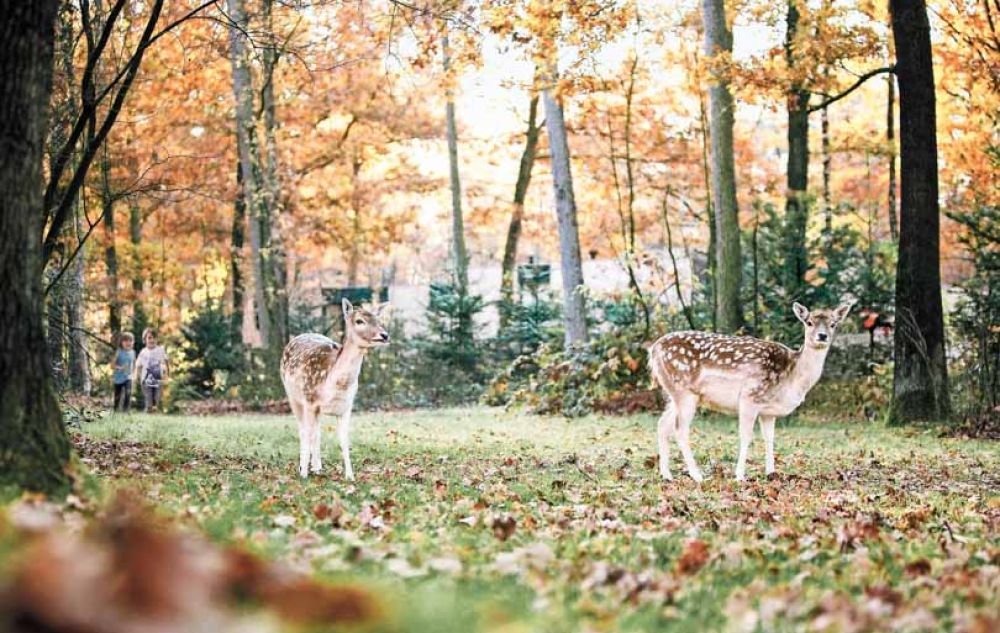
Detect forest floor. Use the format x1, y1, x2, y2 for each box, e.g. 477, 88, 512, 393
11, 407, 1000, 632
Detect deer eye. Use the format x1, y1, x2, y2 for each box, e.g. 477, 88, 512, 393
806, 319, 814, 327
355, 319, 364, 326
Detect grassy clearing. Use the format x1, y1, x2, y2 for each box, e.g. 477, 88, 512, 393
71, 407, 999, 632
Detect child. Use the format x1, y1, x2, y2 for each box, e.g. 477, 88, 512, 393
111, 332, 135, 412
134, 328, 169, 413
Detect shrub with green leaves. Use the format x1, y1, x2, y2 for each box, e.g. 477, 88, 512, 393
354, 285, 493, 409
947, 196, 999, 436
179, 302, 246, 398
485, 293, 672, 417
418, 282, 485, 375
741, 200, 894, 341
493, 290, 563, 360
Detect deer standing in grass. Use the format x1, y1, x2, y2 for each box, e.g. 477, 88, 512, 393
281, 299, 390, 479
649, 300, 855, 482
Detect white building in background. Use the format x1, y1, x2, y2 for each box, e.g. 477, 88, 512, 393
300, 247, 698, 337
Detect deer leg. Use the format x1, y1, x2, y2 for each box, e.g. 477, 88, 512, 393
290, 399, 303, 421
735, 401, 760, 482
297, 404, 313, 479
674, 394, 703, 482
309, 406, 323, 474
760, 415, 776, 476
657, 399, 677, 481
338, 411, 354, 481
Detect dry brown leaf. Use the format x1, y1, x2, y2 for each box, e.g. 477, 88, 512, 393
676, 539, 710, 575
492, 515, 517, 541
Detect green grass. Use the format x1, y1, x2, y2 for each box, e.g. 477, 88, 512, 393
69, 407, 1000, 631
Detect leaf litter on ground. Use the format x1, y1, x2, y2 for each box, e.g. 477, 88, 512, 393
10, 407, 996, 633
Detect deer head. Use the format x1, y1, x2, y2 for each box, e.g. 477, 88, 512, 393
792, 299, 856, 350
343, 299, 391, 348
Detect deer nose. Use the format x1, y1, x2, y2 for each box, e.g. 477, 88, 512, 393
817, 332, 828, 342
379, 332, 390, 342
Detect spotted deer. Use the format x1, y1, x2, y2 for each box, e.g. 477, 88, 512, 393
649, 300, 855, 482
280, 299, 390, 479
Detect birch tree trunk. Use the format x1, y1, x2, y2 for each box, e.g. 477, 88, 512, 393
702, 0, 743, 333
442, 33, 469, 296
228, 0, 271, 348
543, 82, 588, 346
783, 0, 811, 303
0, 0, 71, 493
261, 0, 287, 345
499, 94, 541, 328
698, 90, 717, 330
889, 0, 950, 421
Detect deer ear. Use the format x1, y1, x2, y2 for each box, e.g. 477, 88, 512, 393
832, 298, 856, 326
793, 302, 810, 324
375, 301, 392, 317
342, 298, 354, 317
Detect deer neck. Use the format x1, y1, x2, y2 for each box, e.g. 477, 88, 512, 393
327, 335, 368, 387
788, 343, 830, 393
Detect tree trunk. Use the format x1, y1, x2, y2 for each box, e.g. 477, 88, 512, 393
228, 0, 271, 348
698, 90, 717, 329
499, 94, 541, 328
702, 0, 743, 333
45, 0, 75, 394
543, 84, 588, 346
260, 0, 287, 346
46, 274, 67, 392
821, 105, 832, 236
660, 193, 696, 329
887, 72, 898, 241
0, 0, 71, 494
129, 196, 147, 343
442, 33, 469, 296
230, 159, 245, 344
783, 0, 811, 302
347, 154, 363, 287
101, 145, 120, 334
68, 208, 90, 394
889, 0, 950, 421
621, 55, 651, 334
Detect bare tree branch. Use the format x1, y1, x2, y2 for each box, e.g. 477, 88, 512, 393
808, 66, 895, 113
43, 0, 223, 265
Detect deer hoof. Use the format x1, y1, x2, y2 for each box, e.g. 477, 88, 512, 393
766, 471, 779, 482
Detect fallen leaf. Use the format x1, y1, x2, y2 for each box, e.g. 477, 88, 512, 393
492, 515, 517, 541
676, 539, 710, 575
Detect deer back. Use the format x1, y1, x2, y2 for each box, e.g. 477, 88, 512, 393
281, 333, 342, 402
651, 331, 797, 396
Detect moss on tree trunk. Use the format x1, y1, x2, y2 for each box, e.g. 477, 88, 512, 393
0, 0, 71, 494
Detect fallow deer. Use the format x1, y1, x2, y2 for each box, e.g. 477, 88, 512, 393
648, 300, 855, 482
280, 299, 390, 479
